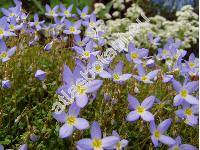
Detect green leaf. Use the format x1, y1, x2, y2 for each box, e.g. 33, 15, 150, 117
50, 0, 61, 7
0, 139, 11, 145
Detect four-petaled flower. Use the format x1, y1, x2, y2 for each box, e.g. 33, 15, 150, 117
45, 4, 59, 18
60, 4, 76, 19
57, 64, 103, 108
29, 13, 45, 31
168, 136, 197, 150
109, 61, 132, 82
53, 103, 89, 138
150, 119, 176, 147
73, 41, 99, 59
126, 42, 149, 64
76, 121, 120, 150
175, 102, 198, 126
133, 64, 160, 83
0, 39, 16, 62
0, 17, 16, 39
126, 95, 155, 122
77, 6, 90, 20
83, 13, 100, 28
64, 20, 81, 35
110, 130, 129, 150
148, 32, 160, 46
172, 79, 199, 106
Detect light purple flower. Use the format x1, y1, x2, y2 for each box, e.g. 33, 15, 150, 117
73, 41, 99, 59
76, 121, 120, 149
110, 130, 129, 149
126, 42, 149, 64
162, 74, 174, 83
0, 40, 16, 62
172, 79, 199, 106
109, 61, 132, 82
59, 4, 76, 18
0, 17, 16, 39
185, 53, 199, 70
13, 0, 22, 6
44, 41, 53, 51
63, 20, 81, 35
150, 119, 176, 147
73, 35, 90, 47
2, 80, 11, 89
168, 136, 197, 150
146, 58, 155, 68
29, 14, 45, 31
57, 64, 103, 108
104, 93, 111, 102
0, 144, 3, 150
175, 102, 198, 126
133, 64, 160, 83
53, 103, 89, 138
19, 144, 28, 150
35, 70, 46, 81
9, 17, 23, 31
148, 32, 160, 46
30, 134, 39, 142
126, 95, 155, 122
77, 6, 90, 20
89, 56, 112, 79
1, 5, 21, 21
82, 13, 100, 28
183, 53, 199, 76
45, 4, 59, 18
157, 38, 182, 60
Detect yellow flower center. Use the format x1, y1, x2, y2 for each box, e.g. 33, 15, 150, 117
10, 13, 15, 17
50, 10, 55, 15
10, 25, 15, 30
174, 54, 179, 59
154, 130, 160, 139
180, 89, 188, 98
0, 29, 4, 35
76, 85, 86, 95
162, 50, 168, 55
141, 76, 148, 81
116, 142, 121, 150
113, 73, 120, 81
131, 53, 138, 59
173, 146, 180, 150
136, 106, 145, 114
81, 13, 86, 18
189, 62, 195, 68
184, 118, 189, 124
34, 22, 39, 26
78, 41, 84, 46
89, 22, 95, 27
184, 108, 192, 116
95, 65, 102, 72
92, 139, 102, 149
83, 51, 90, 58
64, 10, 70, 16
66, 116, 76, 125
69, 26, 76, 33
0, 52, 7, 58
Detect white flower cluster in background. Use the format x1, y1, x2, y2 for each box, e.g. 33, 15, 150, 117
95, 3, 199, 50
94, 3, 106, 15
125, 3, 144, 21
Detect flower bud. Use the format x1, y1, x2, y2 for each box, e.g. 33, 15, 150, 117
2, 80, 11, 89
35, 70, 46, 81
